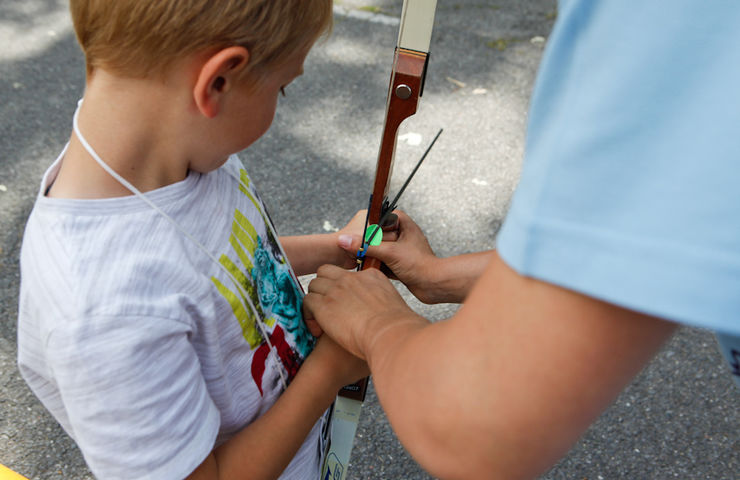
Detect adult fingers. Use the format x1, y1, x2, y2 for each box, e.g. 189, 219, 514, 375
315, 263, 349, 280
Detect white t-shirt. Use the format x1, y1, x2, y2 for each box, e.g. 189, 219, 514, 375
18, 152, 322, 479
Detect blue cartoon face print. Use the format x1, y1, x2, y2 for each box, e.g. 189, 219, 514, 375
252, 237, 315, 359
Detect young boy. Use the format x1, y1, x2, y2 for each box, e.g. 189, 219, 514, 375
17, 1, 369, 478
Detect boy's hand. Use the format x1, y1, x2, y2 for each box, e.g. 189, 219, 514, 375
306, 334, 370, 390
304, 314, 323, 338
336, 210, 441, 303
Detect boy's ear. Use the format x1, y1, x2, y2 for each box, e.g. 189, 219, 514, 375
193, 46, 250, 119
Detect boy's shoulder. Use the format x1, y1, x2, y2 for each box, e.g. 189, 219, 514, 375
19, 153, 265, 318
21, 202, 211, 325
20, 158, 245, 317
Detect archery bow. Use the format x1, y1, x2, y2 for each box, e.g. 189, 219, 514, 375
322, 2, 438, 479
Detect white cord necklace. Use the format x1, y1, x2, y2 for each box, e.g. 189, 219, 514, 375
72, 99, 289, 390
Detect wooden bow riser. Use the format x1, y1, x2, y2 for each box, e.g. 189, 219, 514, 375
363, 47, 428, 271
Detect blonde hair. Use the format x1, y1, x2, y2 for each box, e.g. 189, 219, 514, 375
70, 0, 332, 83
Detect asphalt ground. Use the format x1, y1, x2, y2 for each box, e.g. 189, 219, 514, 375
1, 1, 738, 479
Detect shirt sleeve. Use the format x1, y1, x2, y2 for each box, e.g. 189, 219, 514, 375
496, 1, 740, 335
47, 315, 220, 480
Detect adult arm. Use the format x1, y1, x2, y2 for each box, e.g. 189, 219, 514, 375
304, 252, 676, 479
335, 210, 494, 304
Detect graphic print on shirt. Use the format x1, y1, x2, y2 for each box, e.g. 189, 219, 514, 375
211, 168, 315, 395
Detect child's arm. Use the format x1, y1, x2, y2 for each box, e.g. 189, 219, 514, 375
280, 210, 375, 275
280, 233, 352, 276
187, 336, 368, 480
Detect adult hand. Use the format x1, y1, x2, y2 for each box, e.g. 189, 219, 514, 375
303, 265, 427, 359
336, 210, 441, 303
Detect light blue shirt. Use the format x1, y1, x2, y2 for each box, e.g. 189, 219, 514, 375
496, 0, 740, 386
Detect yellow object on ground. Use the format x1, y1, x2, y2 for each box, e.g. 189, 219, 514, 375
0, 464, 28, 480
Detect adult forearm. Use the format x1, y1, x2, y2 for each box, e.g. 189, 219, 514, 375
360, 254, 676, 480
420, 250, 495, 303
362, 316, 499, 479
